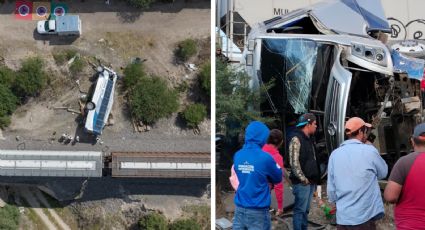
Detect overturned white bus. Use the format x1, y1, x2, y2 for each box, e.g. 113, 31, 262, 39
84, 66, 117, 136
243, 0, 425, 177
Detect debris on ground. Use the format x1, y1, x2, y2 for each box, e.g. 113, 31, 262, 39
54, 107, 82, 115
132, 118, 151, 132
186, 63, 198, 71
67, 55, 78, 65
216, 217, 232, 230
0, 187, 6, 208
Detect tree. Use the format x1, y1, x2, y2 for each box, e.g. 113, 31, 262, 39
216, 60, 271, 136
123, 62, 147, 90
182, 103, 207, 129
169, 219, 201, 230
0, 205, 20, 230
129, 76, 179, 125
127, 0, 156, 8
13, 57, 47, 98
176, 39, 197, 61
0, 66, 15, 88
198, 62, 210, 97
138, 212, 168, 230
0, 84, 18, 128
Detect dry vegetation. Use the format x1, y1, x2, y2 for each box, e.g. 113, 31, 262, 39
103, 32, 157, 59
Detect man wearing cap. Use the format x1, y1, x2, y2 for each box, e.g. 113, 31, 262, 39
288, 113, 320, 230
233, 121, 283, 230
384, 123, 425, 229
327, 117, 388, 229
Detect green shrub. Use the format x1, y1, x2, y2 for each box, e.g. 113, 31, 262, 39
12, 57, 47, 98
0, 116, 11, 128
181, 103, 206, 128
0, 83, 18, 115
53, 49, 78, 65
53, 52, 65, 65
0, 66, 15, 88
69, 57, 85, 75
65, 50, 78, 60
0, 204, 20, 230
176, 81, 189, 93
123, 63, 147, 90
169, 218, 201, 230
182, 205, 210, 229
176, 39, 197, 61
198, 62, 210, 97
127, 0, 156, 8
139, 212, 168, 230
129, 76, 179, 125
216, 60, 273, 136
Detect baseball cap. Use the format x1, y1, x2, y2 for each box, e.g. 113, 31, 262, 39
296, 113, 316, 127
345, 117, 372, 135
413, 123, 425, 139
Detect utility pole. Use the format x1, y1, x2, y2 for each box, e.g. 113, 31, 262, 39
229, 0, 234, 61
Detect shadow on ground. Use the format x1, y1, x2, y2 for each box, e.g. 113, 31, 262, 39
0, 176, 210, 206
33, 29, 80, 45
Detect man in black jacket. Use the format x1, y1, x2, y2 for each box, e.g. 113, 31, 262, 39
289, 113, 320, 230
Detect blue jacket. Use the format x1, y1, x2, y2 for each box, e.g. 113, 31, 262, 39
234, 121, 283, 208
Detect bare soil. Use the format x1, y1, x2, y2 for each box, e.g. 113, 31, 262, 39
217, 183, 396, 230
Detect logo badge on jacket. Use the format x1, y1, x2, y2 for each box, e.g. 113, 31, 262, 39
238, 162, 254, 174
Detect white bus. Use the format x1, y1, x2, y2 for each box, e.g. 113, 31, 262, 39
84, 66, 117, 136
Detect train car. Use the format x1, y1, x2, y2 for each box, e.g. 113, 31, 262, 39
111, 152, 210, 178
0, 150, 103, 177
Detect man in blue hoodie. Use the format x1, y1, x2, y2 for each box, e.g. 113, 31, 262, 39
233, 121, 283, 230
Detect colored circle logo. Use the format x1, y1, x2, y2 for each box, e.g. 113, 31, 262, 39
54, 7, 65, 17
18, 5, 30, 16
36, 6, 47, 17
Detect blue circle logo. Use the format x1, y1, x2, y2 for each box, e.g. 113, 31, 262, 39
18, 5, 30, 16
36, 6, 47, 17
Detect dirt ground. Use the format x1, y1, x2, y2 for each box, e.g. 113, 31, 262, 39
0, 0, 210, 153
217, 183, 396, 230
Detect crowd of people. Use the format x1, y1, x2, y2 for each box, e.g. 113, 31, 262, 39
230, 114, 425, 230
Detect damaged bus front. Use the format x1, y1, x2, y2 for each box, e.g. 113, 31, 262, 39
243, 0, 425, 176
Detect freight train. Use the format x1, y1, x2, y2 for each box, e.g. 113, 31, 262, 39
0, 150, 210, 178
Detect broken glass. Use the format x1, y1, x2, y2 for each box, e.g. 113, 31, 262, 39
261, 39, 318, 113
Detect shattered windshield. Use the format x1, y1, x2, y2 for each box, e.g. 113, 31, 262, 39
261, 39, 318, 114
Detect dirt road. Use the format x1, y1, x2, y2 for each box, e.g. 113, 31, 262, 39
34, 189, 71, 230
20, 186, 72, 230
